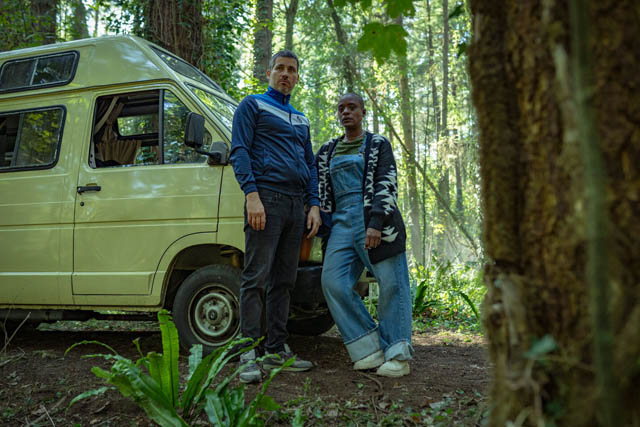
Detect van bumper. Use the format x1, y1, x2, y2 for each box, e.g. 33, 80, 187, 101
292, 264, 324, 305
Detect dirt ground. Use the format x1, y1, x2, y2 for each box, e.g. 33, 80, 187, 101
0, 322, 489, 426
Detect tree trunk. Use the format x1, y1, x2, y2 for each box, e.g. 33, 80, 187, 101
93, 2, 99, 37
147, 0, 203, 68
253, 0, 273, 84
284, 0, 299, 51
436, 0, 450, 257
467, 0, 640, 425
69, 0, 89, 40
371, 89, 379, 134
397, 15, 425, 265
326, 0, 355, 92
31, 0, 57, 45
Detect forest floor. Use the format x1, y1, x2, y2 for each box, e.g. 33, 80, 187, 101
0, 321, 489, 426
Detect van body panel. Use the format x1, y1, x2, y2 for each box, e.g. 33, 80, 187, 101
73, 161, 223, 295
150, 231, 218, 295
0, 97, 87, 305
70, 294, 162, 307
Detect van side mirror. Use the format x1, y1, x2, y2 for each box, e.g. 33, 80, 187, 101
184, 112, 204, 149
184, 113, 229, 165
207, 141, 229, 165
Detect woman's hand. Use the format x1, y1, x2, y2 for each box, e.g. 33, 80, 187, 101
364, 228, 381, 250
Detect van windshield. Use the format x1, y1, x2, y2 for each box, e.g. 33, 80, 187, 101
188, 85, 236, 131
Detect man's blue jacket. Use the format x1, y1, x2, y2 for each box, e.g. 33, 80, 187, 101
230, 86, 319, 207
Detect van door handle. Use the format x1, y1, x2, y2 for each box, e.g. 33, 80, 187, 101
77, 185, 101, 194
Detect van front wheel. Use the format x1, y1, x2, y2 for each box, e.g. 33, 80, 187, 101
173, 265, 241, 353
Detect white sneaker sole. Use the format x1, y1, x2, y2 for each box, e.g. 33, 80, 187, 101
353, 350, 385, 370
375, 361, 410, 377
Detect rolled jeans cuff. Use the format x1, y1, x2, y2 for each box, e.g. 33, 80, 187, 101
344, 328, 381, 362
384, 340, 414, 361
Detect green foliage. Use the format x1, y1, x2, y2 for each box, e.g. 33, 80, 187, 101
411, 259, 485, 331
448, 3, 466, 21
0, 0, 56, 51
357, 23, 408, 63
66, 310, 286, 426
201, 0, 250, 98
333, 0, 414, 18
204, 358, 294, 425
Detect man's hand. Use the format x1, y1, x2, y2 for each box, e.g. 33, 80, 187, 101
364, 228, 381, 250
305, 205, 321, 238
246, 192, 265, 230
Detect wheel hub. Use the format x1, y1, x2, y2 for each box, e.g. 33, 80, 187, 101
193, 288, 235, 339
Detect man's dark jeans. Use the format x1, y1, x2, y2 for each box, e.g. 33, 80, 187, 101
240, 188, 305, 354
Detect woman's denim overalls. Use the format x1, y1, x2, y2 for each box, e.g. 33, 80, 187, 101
321, 147, 414, 363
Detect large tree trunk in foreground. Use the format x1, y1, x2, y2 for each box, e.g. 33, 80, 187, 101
468, 1, 640, 425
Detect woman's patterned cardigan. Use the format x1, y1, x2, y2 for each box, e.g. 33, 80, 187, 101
315, 131, 407, 264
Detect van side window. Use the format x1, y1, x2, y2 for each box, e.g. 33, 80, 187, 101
0, 52, 78, 93
0, 107, 64, 171
164, 91, 207, 164
92, 90, 209, 168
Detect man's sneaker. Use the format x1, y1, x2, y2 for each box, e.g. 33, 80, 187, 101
262, 344, 313, 372
375, 359, 410, 377
238, 349, 262, 384
353, 350, 385, 370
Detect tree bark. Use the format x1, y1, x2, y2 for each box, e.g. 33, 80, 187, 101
31, 0, 57, 45
397, 15, 425, 265
468, 0, 640, 425
326, 0, 355, 92
436, 0, 450, 256
146, 0, 203, 69
253, 0, 273, 84
284, 0, 299, 51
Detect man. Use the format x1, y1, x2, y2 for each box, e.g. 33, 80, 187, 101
230, 50, 321, 384
316, 93, 413, 377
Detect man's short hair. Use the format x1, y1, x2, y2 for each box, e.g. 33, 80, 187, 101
339, 93, 365, 109
269, 50, 300, 71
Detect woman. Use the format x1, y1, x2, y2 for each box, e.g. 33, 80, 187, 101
316, 93, 413, 377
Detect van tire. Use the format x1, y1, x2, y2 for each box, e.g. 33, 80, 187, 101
287, 311, 335, 336
173, 264, 241, 353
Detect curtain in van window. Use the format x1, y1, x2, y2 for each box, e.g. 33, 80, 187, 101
95, 102, 141, 165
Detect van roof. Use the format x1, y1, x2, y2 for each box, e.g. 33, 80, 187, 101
0, 35, 226, 97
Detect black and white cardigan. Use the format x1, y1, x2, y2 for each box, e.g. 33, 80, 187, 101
316, 131, 407, 264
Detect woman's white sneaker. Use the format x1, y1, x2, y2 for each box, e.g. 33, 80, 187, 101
375, 359, 409, 377
353, 350, 385, 370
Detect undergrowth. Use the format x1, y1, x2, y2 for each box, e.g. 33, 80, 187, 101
365, 258, 485, 333
267, 377, 488, 426
66, 310, 290, 426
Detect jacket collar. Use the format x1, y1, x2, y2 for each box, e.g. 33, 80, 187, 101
266, 86, 291, 105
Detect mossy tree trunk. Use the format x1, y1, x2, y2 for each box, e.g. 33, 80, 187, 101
467, 0, 640, 425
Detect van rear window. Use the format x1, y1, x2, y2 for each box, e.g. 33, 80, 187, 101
0, 52, 78, 93
0, 107, 65, 171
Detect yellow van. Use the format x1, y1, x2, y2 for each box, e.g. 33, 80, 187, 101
0, 35, 332, 351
